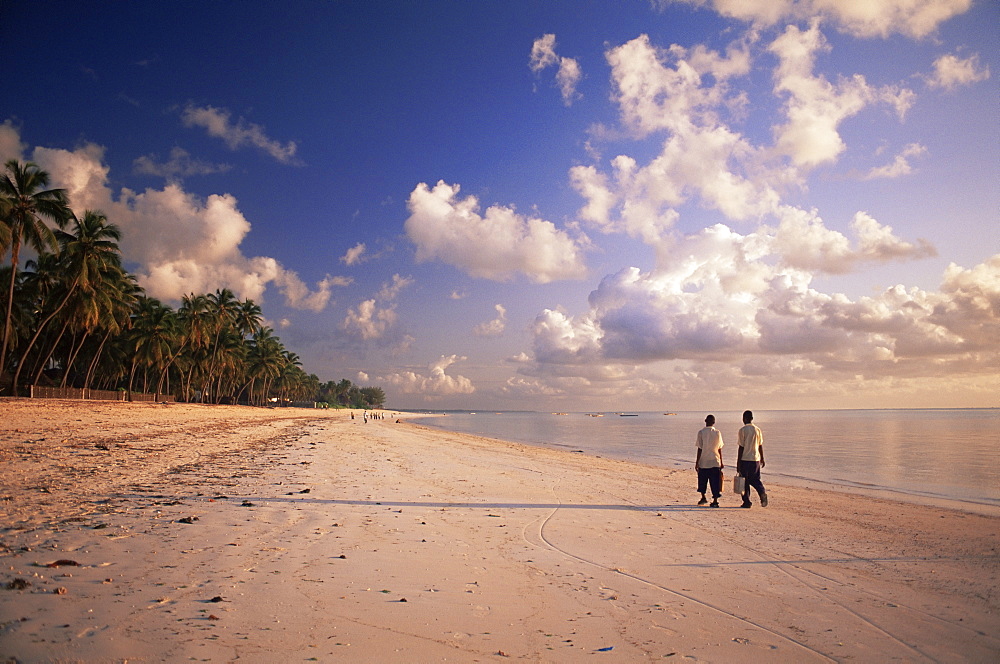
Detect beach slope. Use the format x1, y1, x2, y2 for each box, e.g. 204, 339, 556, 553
1, 399, 997, 662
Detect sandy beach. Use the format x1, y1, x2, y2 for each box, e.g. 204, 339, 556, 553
1, 399, 997, 663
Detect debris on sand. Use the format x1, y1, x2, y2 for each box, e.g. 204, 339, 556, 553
46, 559, 81, 568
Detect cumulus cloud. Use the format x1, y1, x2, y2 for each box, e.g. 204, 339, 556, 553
342, 298, 397, 340
572, 25, 927, 270
473, 304, 507, 337
927, 52, 990, 90
378, 274, 414, 301
530, 34, 583, 105
341, 242, 367, 266
133, 146, 230, 180
0, 120, 26, 162
661, 0, 972, 39
509, 17, 990, 406
181, 104, 300, 164
606, 34, 750, 137
772, 208, 935, 273
862, 143, 926, 180
405, 180, 588, 283
342, 274, 412, 341
379, 355, 476, 397
768, 22, 914, 168
521, 226, 989, 404
275, 273, 351, 313
20, 131, 330, 310
569, 33, 787, 255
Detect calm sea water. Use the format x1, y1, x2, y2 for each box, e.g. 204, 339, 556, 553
416, 409, 1000, 511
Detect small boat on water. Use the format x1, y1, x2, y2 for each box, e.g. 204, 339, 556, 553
619, 413, 638, 417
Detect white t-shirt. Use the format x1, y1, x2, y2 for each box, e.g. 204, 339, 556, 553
738, 423, 763, 462
696, 426, 724, 468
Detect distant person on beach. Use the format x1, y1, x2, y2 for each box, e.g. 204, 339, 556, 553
737, 410, 767, 508
695, 414, 724, 507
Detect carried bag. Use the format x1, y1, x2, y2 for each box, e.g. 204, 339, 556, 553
733, 475, 746, 494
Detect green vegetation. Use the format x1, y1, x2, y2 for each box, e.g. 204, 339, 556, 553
0, 159, 384, 407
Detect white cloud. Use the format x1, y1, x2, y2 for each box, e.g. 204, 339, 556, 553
530, 34, 583, 105
380, 355, 476, 397
768, 22, 912, 168
529, 34, 560, 72
662, 0, 972, 39
927, 52, 990, 90
556, 57, 583, 106
275, 272, 350, 313
573, 33, 784, 253
499, 376, 564, 398
133, 146, 230, 180
341, 242, 367, 266
811, 0, 972, 39
473, 304, 507, 337
405, 180, 588, 283
521, 230, 988, 404
0, 120, 26, 162
181, 104, 300, 164
25, 134, 329, 309
862, 143, 926, 180
378, 274, 414, 301
343, 299, 397, 340
342, 274, 412, 341
521, 22, 963, 404
773, 208, 936, 273
606, 34, 750, 137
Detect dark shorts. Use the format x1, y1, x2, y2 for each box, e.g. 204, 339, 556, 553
697, 467, 722, 498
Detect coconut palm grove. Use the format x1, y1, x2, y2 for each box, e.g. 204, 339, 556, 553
0, 159, 385, 408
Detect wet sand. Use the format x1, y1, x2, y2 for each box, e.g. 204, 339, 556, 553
1, 398, 998, 662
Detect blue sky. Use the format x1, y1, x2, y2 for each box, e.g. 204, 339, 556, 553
2, 0, 997, 411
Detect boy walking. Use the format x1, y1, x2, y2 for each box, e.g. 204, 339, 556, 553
737, 410, 767, 508
695, 414, 724, 507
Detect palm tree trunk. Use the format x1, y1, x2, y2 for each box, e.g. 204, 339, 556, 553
62, 330, 91, 388
127, 358, 139, 402
1, 240, 21, 391
31, 321, 68, 387
11, 278, 79, 394
83, 329, 113, 389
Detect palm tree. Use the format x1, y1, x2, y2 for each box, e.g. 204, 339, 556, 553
244, 327, 285, 406
234, 298, 263, 338
10, 210, 121, 393
127, 297, 178, 400
56, 263, 132, 387
0, 160, 71, 387
177, 293, 211, 401
82, 272, 140, 390
205, 288, 239, 402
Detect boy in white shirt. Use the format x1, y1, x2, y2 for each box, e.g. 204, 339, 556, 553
737, 410, 768, 508
695, 414, 724, 507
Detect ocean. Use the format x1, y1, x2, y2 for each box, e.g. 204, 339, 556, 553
414, 409, 1000, 512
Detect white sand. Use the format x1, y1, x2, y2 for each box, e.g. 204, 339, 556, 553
1, 399, 997, 662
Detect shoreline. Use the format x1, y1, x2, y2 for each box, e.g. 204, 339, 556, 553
412, 412, 1000, 518
2, 399, 998, 662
